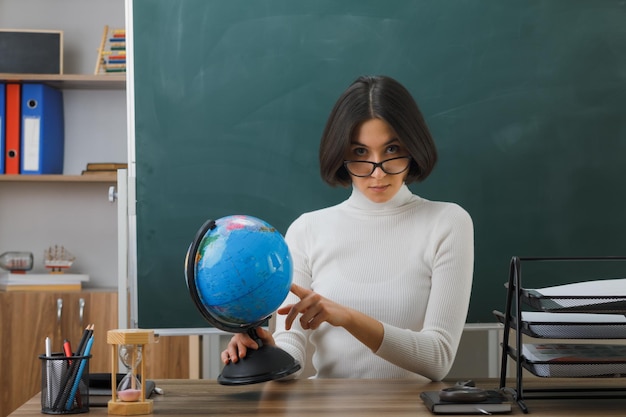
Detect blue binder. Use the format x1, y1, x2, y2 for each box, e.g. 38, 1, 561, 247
0, 83, 5, 174
20, 83, 64, 174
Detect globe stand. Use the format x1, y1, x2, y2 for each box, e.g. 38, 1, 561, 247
185, 218, 301, 386
218, 328, 301, 385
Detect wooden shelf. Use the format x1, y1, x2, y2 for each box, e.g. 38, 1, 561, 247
0, 73, 125, 90
0, 174, 117, 183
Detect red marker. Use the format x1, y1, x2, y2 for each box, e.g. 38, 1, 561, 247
62, 339, 82, 408
63, 339, 73, 360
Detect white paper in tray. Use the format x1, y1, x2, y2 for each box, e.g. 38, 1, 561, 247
522, 343, 626, 377
522, 312, 626, 338
529, 278, 626, 309
534, 278, 626, 296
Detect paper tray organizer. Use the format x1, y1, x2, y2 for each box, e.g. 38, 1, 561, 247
493, 311, 626, 339
500, 343, 626, 378
494, 256, 626, 413
520, 289, 626, 314
520, 343, 626, 378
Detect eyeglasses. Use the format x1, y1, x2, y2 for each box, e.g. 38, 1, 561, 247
343, 156, 412, 177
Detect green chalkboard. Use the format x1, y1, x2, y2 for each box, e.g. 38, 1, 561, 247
132, 0, 626, 329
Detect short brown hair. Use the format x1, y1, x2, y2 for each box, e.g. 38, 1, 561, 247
319, 75, 438, 187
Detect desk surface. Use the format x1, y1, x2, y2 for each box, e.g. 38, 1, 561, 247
8, 378, 626, 416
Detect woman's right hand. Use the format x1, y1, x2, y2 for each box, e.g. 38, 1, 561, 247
220, 327, 276, 364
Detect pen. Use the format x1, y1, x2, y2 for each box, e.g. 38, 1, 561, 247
45, 337, 53, 407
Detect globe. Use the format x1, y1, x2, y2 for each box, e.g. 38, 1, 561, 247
185, 215, 301, 385
185, 215, 293, 332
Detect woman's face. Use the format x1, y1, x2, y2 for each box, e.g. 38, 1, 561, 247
344, 118, 409, 203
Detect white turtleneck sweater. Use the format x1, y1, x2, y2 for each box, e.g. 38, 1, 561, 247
273, 184, 474, 381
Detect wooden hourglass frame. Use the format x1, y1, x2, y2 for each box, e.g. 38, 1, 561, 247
107, 329, 155, 415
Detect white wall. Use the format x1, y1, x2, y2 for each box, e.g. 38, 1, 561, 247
0, 0, 126, 288
0, 0, 125, 75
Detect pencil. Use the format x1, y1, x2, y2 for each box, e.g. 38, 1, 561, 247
52, 324, 94, 411
65, 334, 95, 410
75, 324, 93, 357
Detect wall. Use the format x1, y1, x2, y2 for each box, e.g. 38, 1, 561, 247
0, 0, 126, 288
0, 0, 124, 75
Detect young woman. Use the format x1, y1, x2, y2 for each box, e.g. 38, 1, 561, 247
222, 75, 474, 381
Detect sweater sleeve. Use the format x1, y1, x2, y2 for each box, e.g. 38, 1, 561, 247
271, 215, 311, 378
374, 204, 474, 381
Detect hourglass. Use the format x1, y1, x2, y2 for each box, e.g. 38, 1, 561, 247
107, 329, 155, 415
117, 344, 143, 401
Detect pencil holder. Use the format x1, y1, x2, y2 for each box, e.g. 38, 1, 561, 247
39, 352, 91, 414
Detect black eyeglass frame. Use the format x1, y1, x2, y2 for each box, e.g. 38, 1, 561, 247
343, 156, 412, 177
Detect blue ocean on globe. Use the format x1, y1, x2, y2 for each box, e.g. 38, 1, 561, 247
193, 215, 293, 327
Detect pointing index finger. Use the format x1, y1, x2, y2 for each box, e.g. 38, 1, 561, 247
290, 283, 310, 299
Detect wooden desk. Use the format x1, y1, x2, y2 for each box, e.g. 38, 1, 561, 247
8, 378, 626, 416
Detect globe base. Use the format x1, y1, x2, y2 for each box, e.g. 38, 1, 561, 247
218, 341, 301, 385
